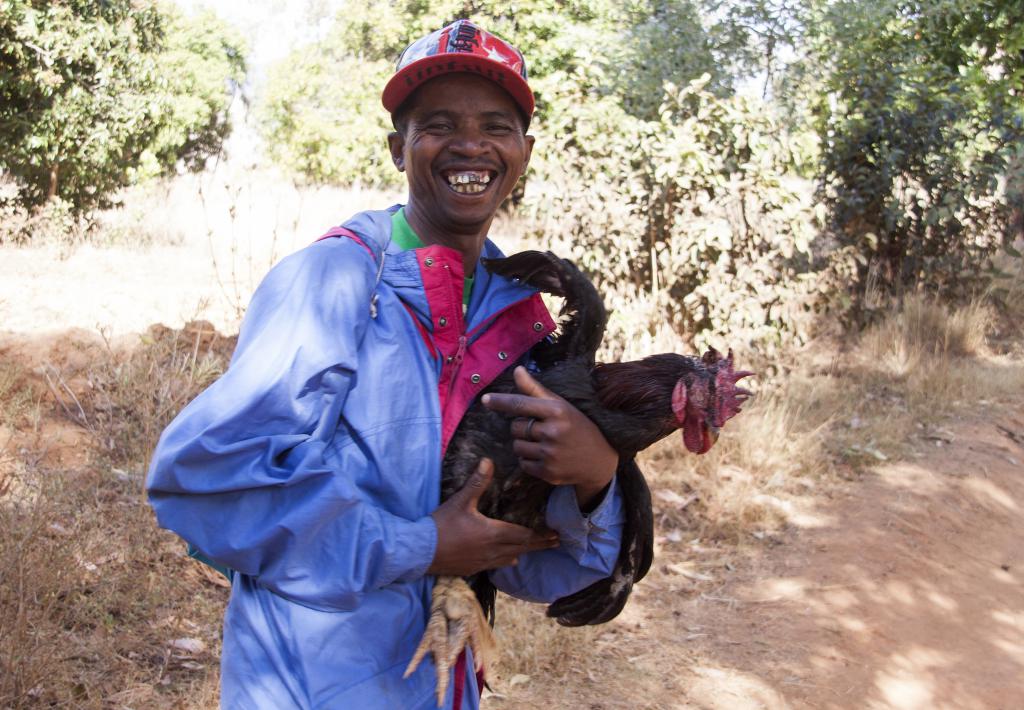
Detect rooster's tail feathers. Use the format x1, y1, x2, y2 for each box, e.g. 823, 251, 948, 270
483, 250, 606, 365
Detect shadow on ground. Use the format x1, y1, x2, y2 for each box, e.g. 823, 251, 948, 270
654, 409, 1024, 709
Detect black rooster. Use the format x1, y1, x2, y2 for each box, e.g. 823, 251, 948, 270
406, 251, 752, 702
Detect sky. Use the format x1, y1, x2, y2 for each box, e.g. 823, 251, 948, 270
173, 0, 347, 76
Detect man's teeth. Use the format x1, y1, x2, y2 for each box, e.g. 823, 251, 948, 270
446, 172, 491, 193
447, 172, 491, 184
452, 183, 486, 193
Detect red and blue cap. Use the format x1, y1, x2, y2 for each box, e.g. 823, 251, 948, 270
382, 20, 535, 122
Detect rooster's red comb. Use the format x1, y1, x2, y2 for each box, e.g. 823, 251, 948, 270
702, 348, 754, 422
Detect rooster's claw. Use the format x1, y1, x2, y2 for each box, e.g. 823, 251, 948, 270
404, 576, 496, 706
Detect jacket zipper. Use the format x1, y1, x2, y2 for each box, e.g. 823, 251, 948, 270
443, 261, 469, 402
445, 334, 468, 402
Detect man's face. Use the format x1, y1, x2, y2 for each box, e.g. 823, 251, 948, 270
388, 73, 534, 235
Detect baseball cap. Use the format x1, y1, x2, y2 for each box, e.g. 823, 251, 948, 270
382, 20, 535, 123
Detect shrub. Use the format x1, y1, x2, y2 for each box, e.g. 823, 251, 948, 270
813, 0, 1024, 319
525, 74, 818, 356
0, 0, 245, 215
0, 175, 80, 245
258, 51, 398, 188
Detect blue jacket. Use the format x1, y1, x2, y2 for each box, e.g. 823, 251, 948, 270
146, 207, 624, 709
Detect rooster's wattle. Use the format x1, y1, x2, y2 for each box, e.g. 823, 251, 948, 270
406, 251, 752, 702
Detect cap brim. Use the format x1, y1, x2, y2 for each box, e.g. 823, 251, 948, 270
382, 54, 535, 120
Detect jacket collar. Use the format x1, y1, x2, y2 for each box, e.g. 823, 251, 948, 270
340, 206, 542, 337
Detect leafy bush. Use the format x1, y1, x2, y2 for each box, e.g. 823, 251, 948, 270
525, 74, 818, 355
259, 51, 398, 188
133, 6, 248, 181
0, 174, 80, 244
812, 0, 1024, 318
0, 0, 245, 215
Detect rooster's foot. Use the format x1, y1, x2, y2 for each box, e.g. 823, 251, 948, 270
403, 575, 496, 706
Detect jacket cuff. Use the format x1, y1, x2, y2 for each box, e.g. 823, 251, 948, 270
545, 475, 620, 551
381, 514, 437, 584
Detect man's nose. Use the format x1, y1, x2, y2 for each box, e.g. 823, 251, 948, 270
448, 126, 491, 156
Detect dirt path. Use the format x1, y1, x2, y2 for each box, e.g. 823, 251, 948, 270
528, 403, 1024, 708
502, 405, 1024, 709
685, 408, 1023, 709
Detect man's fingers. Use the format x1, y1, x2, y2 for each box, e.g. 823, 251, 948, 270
512, 366, 557, 400
496, 527, 563, 566
497, 556, 519, 568
481, 392, 559, 419
498, 534, 560, 557
510, 417, 548, 441
511, 438, 545, 460
521, 533, 561, 552
491, 518, 558, 547
458, 458, 493, 510
517, 458, 549, 481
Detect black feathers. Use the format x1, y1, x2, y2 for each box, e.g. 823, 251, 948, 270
444, 250, 654, 628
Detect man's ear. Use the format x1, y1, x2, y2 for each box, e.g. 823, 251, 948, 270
521, 134, 536, 179
387, 131, 405, 172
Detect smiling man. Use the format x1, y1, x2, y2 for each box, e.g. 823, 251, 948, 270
147, 20, 624, 710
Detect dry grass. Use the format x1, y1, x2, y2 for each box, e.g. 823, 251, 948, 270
840, 294, 1024, 452
0, 459, 227, 709
75, 322, 234, 467
860, 295, 992, 368
492, 600, 601, 680
0, 361, 44, 433
0, 327, 233, 709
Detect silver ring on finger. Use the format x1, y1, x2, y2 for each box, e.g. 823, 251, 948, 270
524, 417, 537, 441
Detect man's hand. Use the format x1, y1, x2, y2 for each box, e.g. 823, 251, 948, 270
428, 458, 559, 577
481, 366, 618, 510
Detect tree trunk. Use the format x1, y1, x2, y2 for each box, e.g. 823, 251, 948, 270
47, 163, 58, 200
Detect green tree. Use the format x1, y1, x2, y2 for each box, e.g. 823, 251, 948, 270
526, 75, 817, 352
811, 0, 1023, 315
703, 0, 810, 98
0, 0, 245, 214
138, 6, 247, 181
259, 48, 396, 188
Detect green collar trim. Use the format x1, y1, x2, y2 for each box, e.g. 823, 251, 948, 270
392, 207, 474, 308
390, 206, 424, 251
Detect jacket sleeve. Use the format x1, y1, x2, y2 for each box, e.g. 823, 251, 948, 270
488, 476, 624, 603
145, 239, 437, 612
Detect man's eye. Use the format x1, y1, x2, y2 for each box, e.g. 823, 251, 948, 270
425, 122, 452, 132
487, 124, 513, 134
